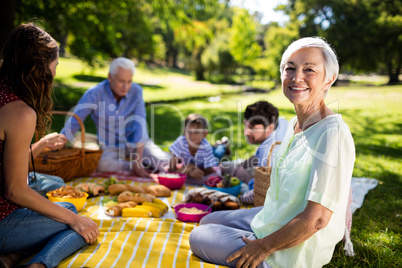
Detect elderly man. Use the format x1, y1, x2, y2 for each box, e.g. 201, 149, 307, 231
61, 57, 170, 178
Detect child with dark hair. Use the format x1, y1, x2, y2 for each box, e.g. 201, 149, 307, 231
221, 101, 288, 203
243, 101, 286, 167
169, 113, 219, 185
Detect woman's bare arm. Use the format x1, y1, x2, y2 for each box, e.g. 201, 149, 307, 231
1, 101, 99, 244
30, 132, 68, 158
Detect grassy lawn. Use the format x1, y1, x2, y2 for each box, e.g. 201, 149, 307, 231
50, 57, 401, 267
52, 57, 242, 111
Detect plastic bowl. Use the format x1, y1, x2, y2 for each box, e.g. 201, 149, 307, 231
158, 173, 187, 190
46, 192, 89, 212
174, 203, 211, 223
205, 183, 242, 197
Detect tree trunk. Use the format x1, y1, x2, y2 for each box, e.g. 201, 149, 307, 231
172, 48, 178, 68
194, 49, 205, 81
0, 0, 16, 58
387, 60, 400, 84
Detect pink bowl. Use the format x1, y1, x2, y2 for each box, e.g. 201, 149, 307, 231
174, 203, 211, 222
158, 173, 187, 190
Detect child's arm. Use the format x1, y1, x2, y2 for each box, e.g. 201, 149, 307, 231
168, 155, 180, 172
178, 164, 204, 180
203, 167, 216, 175
189, 167, 204, 180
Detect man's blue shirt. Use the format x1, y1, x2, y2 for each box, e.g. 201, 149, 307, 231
61, 80, 148, 149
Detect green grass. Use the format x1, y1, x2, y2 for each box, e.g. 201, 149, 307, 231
50, 57, 402, 267
52, 57, 242, 112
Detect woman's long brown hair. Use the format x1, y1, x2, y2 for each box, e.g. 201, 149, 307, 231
0, 23, 58, 137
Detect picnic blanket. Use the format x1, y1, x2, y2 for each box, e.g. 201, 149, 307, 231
54, 176, 378, 267
350, 177, 379, 213
57, 177, 224, 268
343, 177, 379, 256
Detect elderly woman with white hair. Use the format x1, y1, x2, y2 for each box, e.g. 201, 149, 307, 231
189, 37, 355, 268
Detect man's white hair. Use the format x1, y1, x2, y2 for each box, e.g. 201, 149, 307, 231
280, 37, 339, 96
109, 57, 135, 76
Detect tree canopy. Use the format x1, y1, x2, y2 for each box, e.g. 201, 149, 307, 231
1, 0, 399, 84
284, 0, 401, 83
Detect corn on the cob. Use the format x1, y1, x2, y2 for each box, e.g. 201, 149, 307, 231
122, 207, 151, 217
142, 202, 168, 215
152, 199, 169, 210
136, 205, 163, 218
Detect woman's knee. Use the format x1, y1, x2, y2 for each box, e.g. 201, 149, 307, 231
189, 224, 211, 253
199, 210, 232, 225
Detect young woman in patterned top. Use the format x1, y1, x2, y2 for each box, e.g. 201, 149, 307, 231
0, 23, 99, 268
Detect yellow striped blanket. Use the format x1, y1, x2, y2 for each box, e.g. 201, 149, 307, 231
57, 177, 226, 268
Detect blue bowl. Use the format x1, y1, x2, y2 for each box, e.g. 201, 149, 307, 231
205, 183, 241, 196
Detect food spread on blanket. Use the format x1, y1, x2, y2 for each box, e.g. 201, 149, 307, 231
158, 173, 181, 179
101, 182, 171, 217
73, 174, 242, 219
205, 174, 241, 188
48, 186, 86, 198
185, 188, 240, 211
75, 182, 106, 196
74, 176, 118, 197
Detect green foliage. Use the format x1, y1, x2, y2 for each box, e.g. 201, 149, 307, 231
229, 9, 262, 68
12, 0, 400, 85
201, 32, 236, 83
285, 0, 402, 83
261, 23, 299, 82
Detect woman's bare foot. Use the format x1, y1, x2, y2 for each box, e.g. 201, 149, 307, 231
0, 252, 24, 268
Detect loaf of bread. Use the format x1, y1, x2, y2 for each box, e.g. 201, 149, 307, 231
108, 183, 171, 197
185, 188, 240, 211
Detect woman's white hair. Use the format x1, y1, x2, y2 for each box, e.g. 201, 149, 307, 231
280, 37, 339, 96
109, 57, 135, 76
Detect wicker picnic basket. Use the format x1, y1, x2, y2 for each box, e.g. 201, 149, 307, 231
30, 111, 103, 181
253, 141, 282, 206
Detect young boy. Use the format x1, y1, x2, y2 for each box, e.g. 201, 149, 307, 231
169, 113, 218, 185
221, 101, 288, 183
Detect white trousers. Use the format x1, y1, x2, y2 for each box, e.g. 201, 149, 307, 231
97, 139, 171, 173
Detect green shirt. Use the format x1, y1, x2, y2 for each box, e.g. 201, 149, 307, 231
251, 115, 355, 268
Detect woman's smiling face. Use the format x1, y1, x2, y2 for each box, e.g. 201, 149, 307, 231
281, 47, 332, 107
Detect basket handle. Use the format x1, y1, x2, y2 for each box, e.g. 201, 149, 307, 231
265, 141, 282, 168
51, 111, 86, 154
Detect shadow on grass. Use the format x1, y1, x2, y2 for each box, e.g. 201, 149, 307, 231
70, 75, 168, 90
138, 83, 165, 90
356, 143, 402, 159
52, 83, 87, 111
73, 74, 104, 83
341, 109, 402, 159
140, 65, 192, 76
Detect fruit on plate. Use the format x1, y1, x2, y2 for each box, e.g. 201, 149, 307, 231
205, 175, 222, 187
205, 174, 241, 189
221, 174, 231, 188
230, 177, 241, 187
